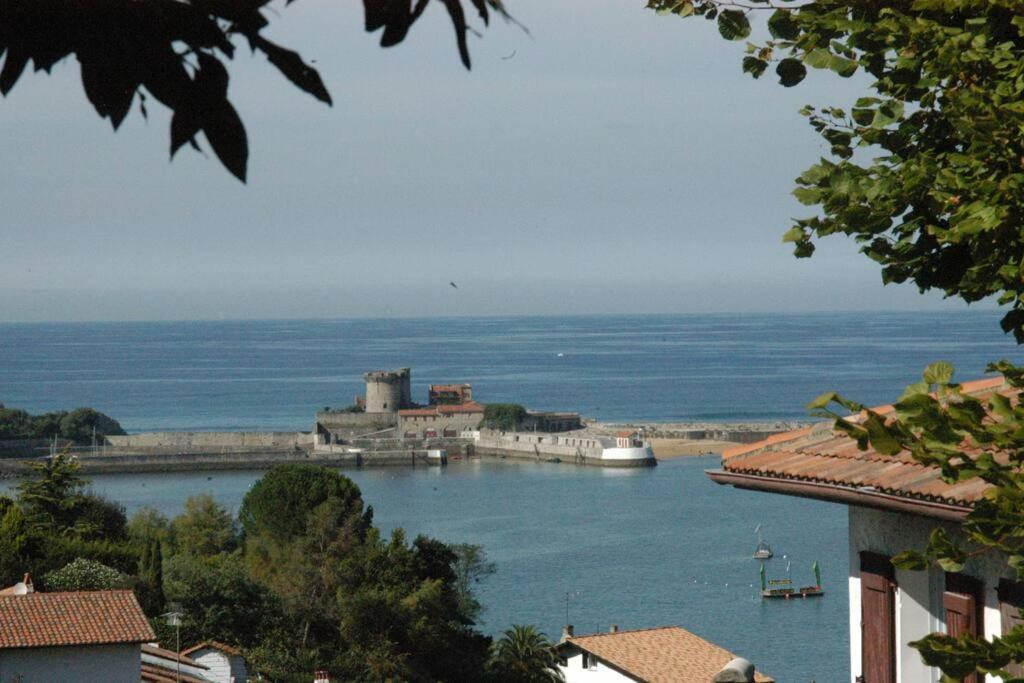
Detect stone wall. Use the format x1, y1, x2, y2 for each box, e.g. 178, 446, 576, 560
475, 430, 604, 460
316, 411, 398, 437
104, 432, 313, 451
397, 412, 482, 438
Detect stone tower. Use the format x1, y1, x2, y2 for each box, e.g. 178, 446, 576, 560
363, 368, 412, 413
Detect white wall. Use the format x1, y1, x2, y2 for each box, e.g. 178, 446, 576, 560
848, 506, 1013, 683
190, 649, 247, 683
0, 643, 140, 683
560, 650, 635, 683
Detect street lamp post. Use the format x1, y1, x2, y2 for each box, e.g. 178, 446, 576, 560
161, 611, 183, 682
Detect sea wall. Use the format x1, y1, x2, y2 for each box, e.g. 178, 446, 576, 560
0, 448, 451, 476
104, 432, 313, 451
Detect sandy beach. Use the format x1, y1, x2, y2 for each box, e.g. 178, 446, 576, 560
648, 438, 739, 460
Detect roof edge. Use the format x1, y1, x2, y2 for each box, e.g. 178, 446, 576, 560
706, 469, 970, 521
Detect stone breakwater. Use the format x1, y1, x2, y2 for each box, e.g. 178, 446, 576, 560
590, 421, 811, 444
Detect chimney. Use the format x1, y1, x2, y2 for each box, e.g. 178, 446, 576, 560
313, 671, 330, 683
559, 625, 574, 643
609, 624, 618, 634
712, 657, 755, 683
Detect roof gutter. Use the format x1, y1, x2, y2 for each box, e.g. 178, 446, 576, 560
706, 469, 970, 522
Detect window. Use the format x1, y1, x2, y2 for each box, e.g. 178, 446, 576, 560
999, 579, 1024, 677
581, 652, 593, 669
860, 552, 896, 683
945, 574, 983, 683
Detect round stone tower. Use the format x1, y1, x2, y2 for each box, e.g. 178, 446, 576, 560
364, 368, 411, 413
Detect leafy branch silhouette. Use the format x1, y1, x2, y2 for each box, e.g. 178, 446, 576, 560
0, 0, 511, 181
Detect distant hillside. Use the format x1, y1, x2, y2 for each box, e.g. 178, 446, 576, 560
0, 406, 126, 444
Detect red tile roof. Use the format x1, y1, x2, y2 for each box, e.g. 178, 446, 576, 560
712, 377, 1011, 516
0, 590, 155, 649
562, 626, 773, 682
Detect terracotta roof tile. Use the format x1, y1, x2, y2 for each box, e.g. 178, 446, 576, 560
563, 626, 773, 682
0, 590, 154, 649
719, 376, 1014, 509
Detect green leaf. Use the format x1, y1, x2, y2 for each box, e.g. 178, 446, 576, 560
742, 56, 768, 78
776, 58, 807, 87
891, 550, 928, 571
804, 48, 831, 69
924, 361, 955, 385
793, 187, 821, 205
806, 391, 838, 410
717, 10, 751, 41
828, 54, 858, 77
767, 9, 800, 40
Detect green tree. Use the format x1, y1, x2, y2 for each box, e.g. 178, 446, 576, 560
654, 2, 1024, 679
136, 537, 165, 615
481, 404, 527, 431
56, 408, 126, 443
653, 0, 1024, 343
42, 557, 129, 591
452, 543, 498, 622
127, 507, 170, 548
487, 624, 564, 683
0, 504, 29, 586
16, 453, 88, 531
161, 552, 281, 649
171, 494, 236, 556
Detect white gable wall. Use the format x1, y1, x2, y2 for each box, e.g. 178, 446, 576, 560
849, 506, 1013, 683
559, 649, 637, 683
0, 642, 140, 683
190, 648, 247, 683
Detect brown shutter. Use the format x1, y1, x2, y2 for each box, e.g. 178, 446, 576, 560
998, 579, 1024, 676
944, 574, 982, 683
860, 552, 897, 683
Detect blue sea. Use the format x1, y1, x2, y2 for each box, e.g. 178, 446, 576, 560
1, 311, 1020, 682
1, 311, 1018, 430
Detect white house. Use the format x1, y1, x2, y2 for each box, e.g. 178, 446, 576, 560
708, 376, 1023, 683
141, 643, 213, 683
556, 625, 773, 682
0, 588, 155, 683
180, 640, 249, 683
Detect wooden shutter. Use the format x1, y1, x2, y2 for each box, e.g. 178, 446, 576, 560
944, 574, 982, 683
860, 552, 896, 683
999, 579, 1024, 676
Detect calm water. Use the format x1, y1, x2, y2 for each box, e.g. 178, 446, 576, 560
0, 311, 1019, 430
2, 311, 1021, 681
2, 457, 848, 682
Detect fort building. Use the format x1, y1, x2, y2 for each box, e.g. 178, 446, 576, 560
364, 368, 412, 413
428, 384, 473, 405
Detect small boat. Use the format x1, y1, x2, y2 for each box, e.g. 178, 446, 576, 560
760, 561, 823, 599
753, 524, 773, 560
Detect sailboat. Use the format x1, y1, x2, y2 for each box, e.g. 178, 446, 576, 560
760, 560, 824, 599
753, 524, 773, 560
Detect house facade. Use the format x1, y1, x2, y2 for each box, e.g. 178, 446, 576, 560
180, 641, 249, 683
557, 625, 772, 682
0, 589, 155, 683
708, 376, 1022, 683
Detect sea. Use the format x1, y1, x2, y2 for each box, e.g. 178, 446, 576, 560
1, 310, 1021, 682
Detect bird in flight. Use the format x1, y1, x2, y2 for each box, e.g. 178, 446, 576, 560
502, 50, 517, 60
450, 282, 459, 289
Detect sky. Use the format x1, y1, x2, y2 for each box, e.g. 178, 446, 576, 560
0, 0, 996, 322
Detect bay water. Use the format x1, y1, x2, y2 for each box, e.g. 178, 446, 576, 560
2, 311, 1021, 681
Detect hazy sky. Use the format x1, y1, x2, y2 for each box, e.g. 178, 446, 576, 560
0, 1, 994, 321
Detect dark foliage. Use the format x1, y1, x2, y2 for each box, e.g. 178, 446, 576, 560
0, 0, 511, 181
0, 406, 126, 443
